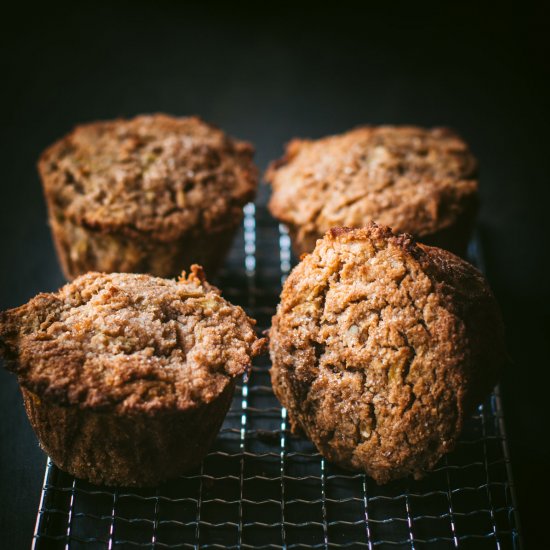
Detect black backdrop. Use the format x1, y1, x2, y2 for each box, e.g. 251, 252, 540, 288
1, 3, 548, 547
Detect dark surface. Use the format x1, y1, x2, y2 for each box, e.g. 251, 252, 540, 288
0, 3, 548, 548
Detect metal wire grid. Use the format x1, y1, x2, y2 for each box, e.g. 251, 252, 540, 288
32, 201, 521, 549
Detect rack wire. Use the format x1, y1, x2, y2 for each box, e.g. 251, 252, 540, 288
32, 199, 521, 549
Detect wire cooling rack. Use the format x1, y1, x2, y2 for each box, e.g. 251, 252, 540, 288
32, 200, 521, 549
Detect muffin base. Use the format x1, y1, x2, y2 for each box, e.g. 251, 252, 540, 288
22, 382, 235, 487
49, 215, 241, 280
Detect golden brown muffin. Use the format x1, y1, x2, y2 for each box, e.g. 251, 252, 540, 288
266, 126, 478, 257
269, 224, 506, 484
0, 267, 265, 486
39, 114, 258, 280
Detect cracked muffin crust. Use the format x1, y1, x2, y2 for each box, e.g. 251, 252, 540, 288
0, 267, 265, 486
266, 126, 478, 257
39, 114, 258, 279
269, 224, 506, 484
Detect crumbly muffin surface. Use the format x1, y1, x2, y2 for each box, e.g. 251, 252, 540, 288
269, 224, 505, 483
0, 267, 264, 413
39, 114, 258, 241
266, 126, 477, 247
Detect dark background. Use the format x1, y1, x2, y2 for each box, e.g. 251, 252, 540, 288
1, 3, 548, 547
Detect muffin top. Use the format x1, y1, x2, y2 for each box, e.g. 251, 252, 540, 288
266, 126, 478, 241
39, 114, 258, 241
0, 267, 265, 414
270, 224, 505, 483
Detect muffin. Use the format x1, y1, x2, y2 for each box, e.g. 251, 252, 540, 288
0, 266, 265, 486
266, 126, 478, 257
38, 114, 258, 280
269, 224, 506, 484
